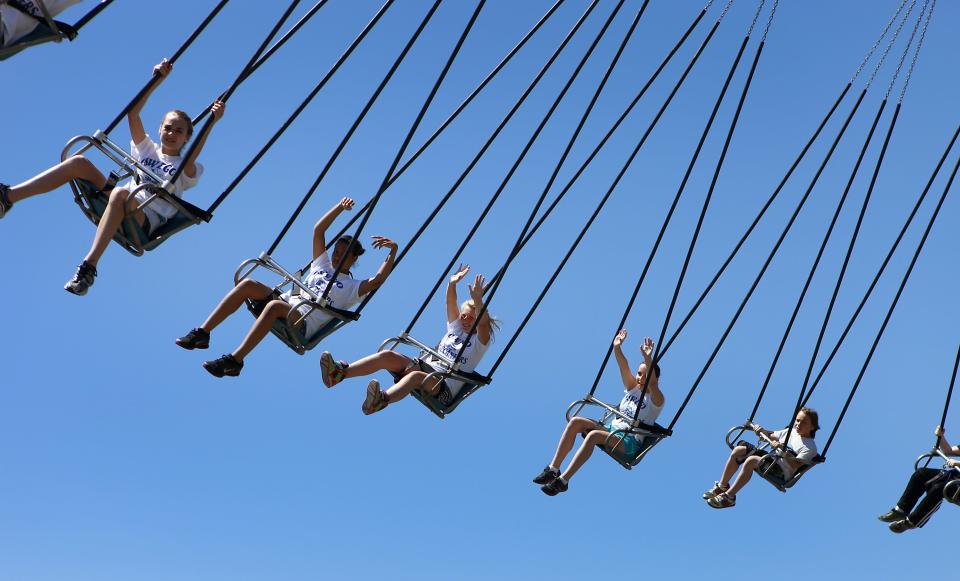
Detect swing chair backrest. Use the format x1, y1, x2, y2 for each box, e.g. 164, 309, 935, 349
62, 133, 211, 256
234, 253, 359, 355
0, 1, 77, 61
565, 396, 672, 470
378, 333, 491, 419
724, 424, 822, 492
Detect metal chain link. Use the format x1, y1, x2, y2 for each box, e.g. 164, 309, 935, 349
716, 0, 735, 23
885, 0, 929, 100
865, 0, 917, 90
759, 0, 779, 43
851, 0, 909, 83
746, 0, 766, 37
898, 0, 935, 103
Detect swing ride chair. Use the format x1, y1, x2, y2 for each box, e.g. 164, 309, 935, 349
565, 396, 672, 470
377, 333, 491, 419
233, 252, 359, 356
0, 0, 77, 61
914, 448, 960, 506
61, 130, 212, 256
724, 424, 824, 493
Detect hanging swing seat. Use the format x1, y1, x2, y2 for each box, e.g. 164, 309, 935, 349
234, 253, 359, 355
0, 0, 77, 61
378, 332, 491, 419
62, 132, 211, 256
565, 395, 672, 470
725, 424, 824, 492
914, 448, 960, 506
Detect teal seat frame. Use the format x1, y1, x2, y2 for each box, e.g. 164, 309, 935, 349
724, 424, 823, 492
565, 395, 672, 470
234, 253, 359, 355
378, 332, 491, 419
62, 131, 211, 256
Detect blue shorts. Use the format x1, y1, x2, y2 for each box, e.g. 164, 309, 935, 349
602, 422, 643, 456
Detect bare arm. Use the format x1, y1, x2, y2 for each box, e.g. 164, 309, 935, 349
468, 273, 492, 345
446, 264, 469, 324
179, 100, 224, 179
357, 236, 398, 296
936, 426, 960, 457
313, 197, 353, 260
638, 336, 664, 407
612, 330, 634, 390
128, 59, 171, 145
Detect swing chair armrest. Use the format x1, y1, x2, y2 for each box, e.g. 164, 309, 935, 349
234, 257, 270, 286
564, 399, 592, 423
125, 184, 209, 224
725, 424, 755, 450
915, 449, 953, 471
256, 254, 325, 304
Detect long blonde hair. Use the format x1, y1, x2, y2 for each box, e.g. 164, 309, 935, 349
463, 299, 501, 339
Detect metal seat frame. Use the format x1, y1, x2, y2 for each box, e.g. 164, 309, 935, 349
234, 252, 359, 355
62, 131, 210, 256
914, 448, 960, 506
565, 395, 673, 470
0, 0, 76, 60
724, 424, 823, 492
378, 332, 491, 419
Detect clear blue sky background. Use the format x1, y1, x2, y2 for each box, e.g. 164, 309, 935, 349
2, 1, 958, 579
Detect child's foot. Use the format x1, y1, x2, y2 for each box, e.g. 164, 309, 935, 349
203, 354, 243, 378
888, 518, 916, 534
176, 328, 210, 350
64, 261, 97, 296
532, 466, 560, 485
540, 477, 568, 496
878, 507, 906, 523
707, 492, 736, 509
0, 183, 12, 218
702, 481, 730, 500
320, 351, 347, 388
361, 380, 387, 415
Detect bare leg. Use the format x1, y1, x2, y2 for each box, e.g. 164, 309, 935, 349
232, 299, 290, 361
548, 417, 600, 471
200, 279, 274, 332
343, 351, 411, 379
83, 187, 144, 266
560, 429, 625, 482
381, 370, 441, 404
728, 455, 762, 496
8, 155, 106, 203
718, 445, 750, 488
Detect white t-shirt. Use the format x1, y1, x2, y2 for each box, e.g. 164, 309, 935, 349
769, 428, 818, 479
124, 136, 203, 229
1, 0, 80, 47
279, 252, 366, 339
610, 386, 663, 433
430, 318, 489, 397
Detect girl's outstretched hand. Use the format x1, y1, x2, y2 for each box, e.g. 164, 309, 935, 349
450, 263, 470, 285
371, 236, 397, 252
613, 329, 627, 347
468, 273, 488, 303
640, 336, 654, 362
337, 197, 355, 212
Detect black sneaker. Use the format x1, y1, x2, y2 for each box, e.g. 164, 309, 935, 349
888, 518, 916, 534
541, 477, 568, 496
532, 466, 560, 485
203, 354, 243, 378
878, 508, 906, 523
176, 328, 210, 350
64, 261, 97, 296
0, 183, 11, 218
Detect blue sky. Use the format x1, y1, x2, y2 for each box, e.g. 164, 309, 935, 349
2, 1, 958, 579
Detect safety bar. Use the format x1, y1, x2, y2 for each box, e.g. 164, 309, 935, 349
564, 395, 672, 437
914, 448, 956, 472
377, 332, 491, 386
